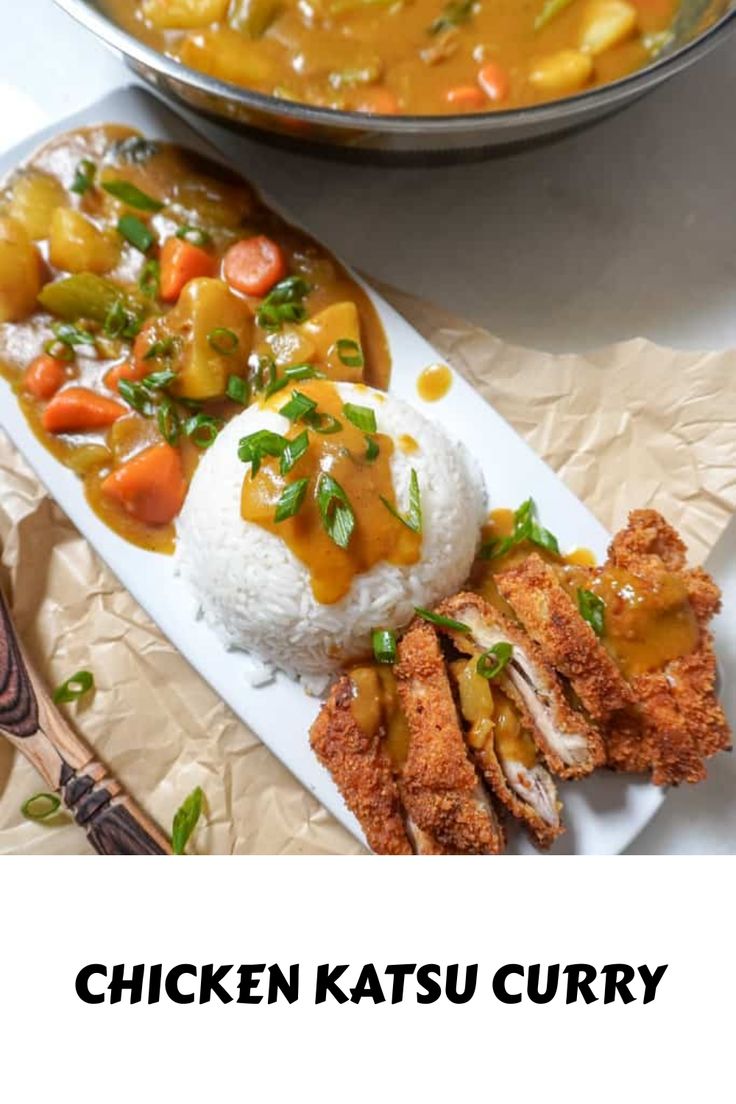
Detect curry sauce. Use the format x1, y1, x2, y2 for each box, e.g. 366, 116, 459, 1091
241, 379, 421, 603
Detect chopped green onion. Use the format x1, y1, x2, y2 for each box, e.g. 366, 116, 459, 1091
21, 793, 62, 821
176, 224, 212, 248
185, 413, 220, 449
71, 158, 96, 196
265, 363, 324, 398
275, 477, 309, 522
480, 498, 560, 560
428, 0, 474, 35
335, 338, 365, 369
118, 378, 155, 416
372, 628, 397, 665
51, 321, 94, 349
238, 429, 288, 474
280, 430, 310, 475
306, 412, 342, 435
280, 389, 318, 423
316, 472, 355, 549
342, 402, 376, 434
157, 398, 181, 445
477, 642, 513, 680
226, 374, 250, 404
102, 179, 163, 211
43, 338, 74, 362
139, 259, 160, 299
143, 337, 177, 362
172, 785, 205, 855
53, 670, 94, 704
117, 214, 154, 253
142, 368, 177, 391
103, 298, 142, 340
256, 275, 311, 331
207, 327, 239, 355
534, 0, 574, 30
365, 435, 379, 461
577, 588, 606, 638
381, 469, 422, 533
414, 607, 470, 633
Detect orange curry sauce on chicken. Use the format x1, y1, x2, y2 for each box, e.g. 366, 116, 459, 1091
0, 126, 390, 553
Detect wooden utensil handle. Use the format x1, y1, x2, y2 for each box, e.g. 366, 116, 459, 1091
0, 590, 171, 855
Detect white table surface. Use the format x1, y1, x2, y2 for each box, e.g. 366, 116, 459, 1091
1, 0, 734, 852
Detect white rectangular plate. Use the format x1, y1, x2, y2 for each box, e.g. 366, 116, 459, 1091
0, 87, 664, 854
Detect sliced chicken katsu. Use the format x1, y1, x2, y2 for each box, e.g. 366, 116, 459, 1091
494, 554, 634, 724
603, 510, 731, 782
394, 620, 505, 855
310, 672, 413, 855
448, 654, 563, 849
435, 592, 605, 780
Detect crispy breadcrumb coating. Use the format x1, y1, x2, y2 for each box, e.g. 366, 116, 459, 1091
395, 619, 505, 855
309, 674, 413, 856
436, 592, 605, 779
495, 554, 635, 722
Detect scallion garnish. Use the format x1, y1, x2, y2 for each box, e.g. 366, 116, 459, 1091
372, 628, 397, 665
480, 498, 560, 560
534, 0, 574, 31
226, 374, 250, 404
53, 670, 94, 704
275, 477, 309, 522
280, 389, 318, 423
139, 259, 160, 299
21, 793, 62, 822
256, 275, 310, 331
157, 398, 181, 445
343, 402, 376, 434
577, 588, 606, 637
71, 158, 96, 196
176, 224, 212, 248
207, 327, 239, 355
103, 298, 143, 340
185, 413, 220, 449
428, 0, 474, 34
238, 429, 288, 474
264, 363, 324, 398
142, 368, 177, 391
118, 378, 155, 416
381, 469, 422, 533
117, 214, 154, 253
365, 435, 379, 461
43, 338, 74, 362
335, 338, 365, 369
172, 786, 205, 855
102, 179, 164, 211
316, 472, 355, 549
306, 412, 342, 435
143, 336, 177, 362
477, 642, 513, 680
414, 607, 470, 633
51, 321, 94, 350
280, 430, 310, 475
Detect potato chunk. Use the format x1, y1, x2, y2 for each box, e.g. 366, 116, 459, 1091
142, 0, 229, 29
49, 208, 120, 275
580, 0, 638, 56
301, 301, 364, 383
0, 216, 43, 323
529, 50, 594, 96
179, 28, 277, 87
166, 278, 254, 400
9, 171, 68, 240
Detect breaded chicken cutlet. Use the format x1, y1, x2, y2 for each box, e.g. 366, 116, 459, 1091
309, 509, 731, 854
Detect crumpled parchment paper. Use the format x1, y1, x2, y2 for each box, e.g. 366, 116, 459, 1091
1, 286, 734, 854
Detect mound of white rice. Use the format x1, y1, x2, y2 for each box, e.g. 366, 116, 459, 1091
176, 381, 486, 681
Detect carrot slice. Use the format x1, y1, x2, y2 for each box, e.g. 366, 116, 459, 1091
478, 63, 510, 103
223, 235, 287, 297
42, 387, 126, 433
23, 354, 67, 400
160, 237, 216, 302
104, 359, 148, 392
446, 85, 486, 109
100, 442, 187, 525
